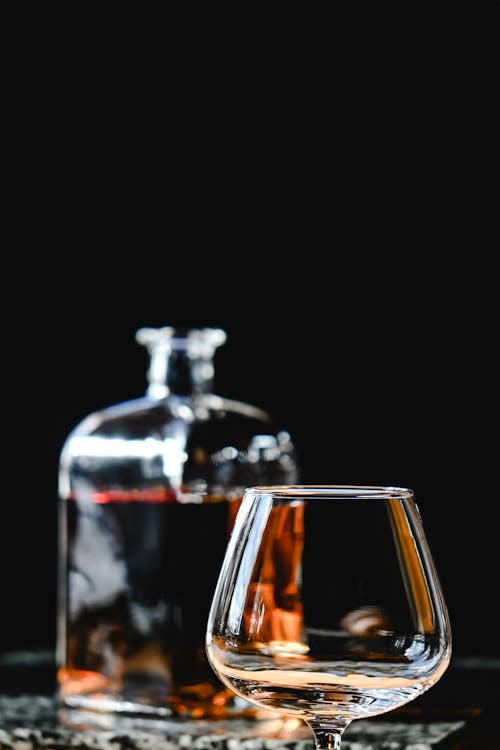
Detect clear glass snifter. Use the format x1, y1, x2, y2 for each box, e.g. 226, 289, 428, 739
206, 485, 451, 748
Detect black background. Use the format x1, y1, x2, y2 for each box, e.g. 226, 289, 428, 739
0, 3, 497, 662
1, 221, 497, 660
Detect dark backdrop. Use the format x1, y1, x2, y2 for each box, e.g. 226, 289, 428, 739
1, 222, 496, 659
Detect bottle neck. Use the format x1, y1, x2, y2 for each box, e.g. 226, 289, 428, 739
147, 345, 215, 398
136, 326, 226, 399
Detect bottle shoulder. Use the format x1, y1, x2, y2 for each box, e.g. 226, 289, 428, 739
60, 393, 299, 493
192, 394, 272, 422
62, 393, 276, 442
62, 395, 164, 440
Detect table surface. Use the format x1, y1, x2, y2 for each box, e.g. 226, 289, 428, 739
0, 651, 498, 749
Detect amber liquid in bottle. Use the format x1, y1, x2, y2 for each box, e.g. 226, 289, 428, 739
59, 489, 242, 717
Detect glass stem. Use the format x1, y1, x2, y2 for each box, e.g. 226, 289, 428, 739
307, 718, 349, 750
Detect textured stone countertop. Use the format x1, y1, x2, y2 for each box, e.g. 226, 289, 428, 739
0, 653, 498, 749
0, 694, 469, 749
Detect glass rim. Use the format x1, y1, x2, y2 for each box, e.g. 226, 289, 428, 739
245, 485, 414, 500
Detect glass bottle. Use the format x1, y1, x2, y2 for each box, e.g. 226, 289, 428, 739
57, 326, 299, 718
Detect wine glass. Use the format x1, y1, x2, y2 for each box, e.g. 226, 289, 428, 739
206, 486, 451, 749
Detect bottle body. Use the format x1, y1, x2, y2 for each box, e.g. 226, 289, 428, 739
57, 336, 298, 718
